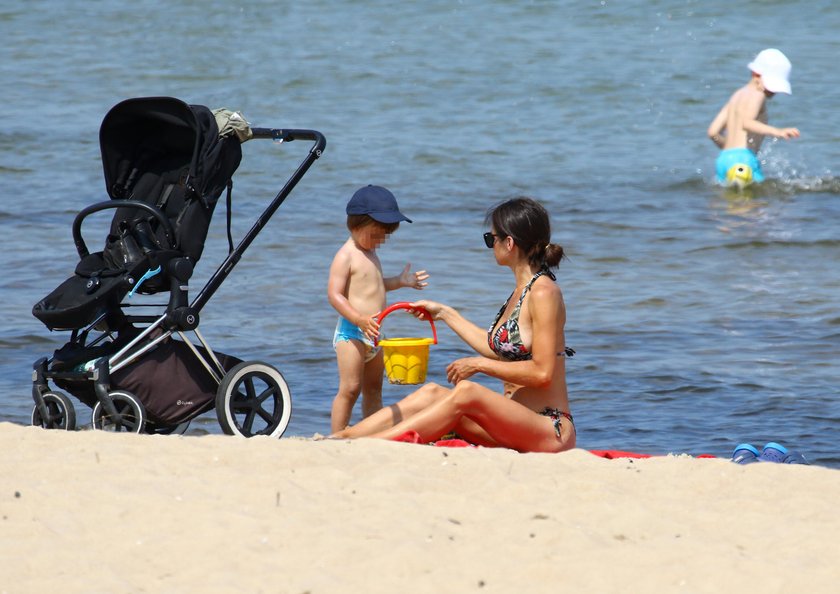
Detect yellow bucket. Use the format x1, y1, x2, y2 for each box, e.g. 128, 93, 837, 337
376, 302, 438, 385
380, 337, 435, 384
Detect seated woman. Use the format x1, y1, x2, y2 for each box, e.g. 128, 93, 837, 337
332, 196, 575, 453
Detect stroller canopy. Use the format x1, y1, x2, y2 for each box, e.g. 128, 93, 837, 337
98, 97, 242, 264
100, 96, 241, 207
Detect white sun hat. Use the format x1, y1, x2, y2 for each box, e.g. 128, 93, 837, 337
748, 48, 792, 94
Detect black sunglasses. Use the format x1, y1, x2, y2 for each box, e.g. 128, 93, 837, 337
483, 232, 500, 249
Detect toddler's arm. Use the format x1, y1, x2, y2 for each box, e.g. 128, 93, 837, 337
743, 119, 800, 140
707, 104, 728, 148
384, 263, 429, 291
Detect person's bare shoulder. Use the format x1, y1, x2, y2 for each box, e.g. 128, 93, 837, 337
337, 238, 379, 275
732, 85, 765, 118
330, 238, 355, 269
530, 276, 563, 304
527, 278, 565, 328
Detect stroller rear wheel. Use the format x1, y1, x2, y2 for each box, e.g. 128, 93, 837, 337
31, 391, 77, 430
92, 390, 146, 433
216, 361, 291, 438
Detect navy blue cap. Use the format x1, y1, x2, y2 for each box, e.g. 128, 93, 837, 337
346, 185, 412, 224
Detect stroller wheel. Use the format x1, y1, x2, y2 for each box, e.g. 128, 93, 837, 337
31, 391, 77, 430
216, 361, 292, 438
91, 390, 146, 433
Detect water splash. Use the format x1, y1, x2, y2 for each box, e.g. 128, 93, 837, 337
760, 143, 839, 194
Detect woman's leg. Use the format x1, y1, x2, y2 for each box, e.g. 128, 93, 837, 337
370, 380, 572, 452
332, 382, 450, 438
450, 418, 499, 448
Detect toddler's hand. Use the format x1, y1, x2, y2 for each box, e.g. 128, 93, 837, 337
400, 263, 429, 290
358, 315, 380, 342
778, 127, 800, 140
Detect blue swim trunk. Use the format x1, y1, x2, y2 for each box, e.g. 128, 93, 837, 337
333, 317, 381, 362
715, 148, 764, 183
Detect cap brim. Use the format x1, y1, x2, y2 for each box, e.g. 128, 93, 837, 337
761, 74, 791, 94
369, 211, 412, 224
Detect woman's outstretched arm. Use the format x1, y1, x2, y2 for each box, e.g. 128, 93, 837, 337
411, 300, 496, 358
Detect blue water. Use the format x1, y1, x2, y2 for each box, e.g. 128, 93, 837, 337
2, 0, 839, 466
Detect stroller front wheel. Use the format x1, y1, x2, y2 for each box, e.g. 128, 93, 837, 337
31, 391, 77, 431
216, 361, 292, 438
92, 390, 146, 433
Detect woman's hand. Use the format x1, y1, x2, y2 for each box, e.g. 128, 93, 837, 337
409, 301, 494, 359
408, 300, 445, 321
446, 357, 481, 384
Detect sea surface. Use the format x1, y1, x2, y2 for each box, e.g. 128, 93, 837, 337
2, 0, 839, 466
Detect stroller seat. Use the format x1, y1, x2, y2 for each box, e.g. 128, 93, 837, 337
33, 97, 241, 331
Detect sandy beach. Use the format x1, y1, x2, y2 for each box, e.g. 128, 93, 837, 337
1, 422, 838, 593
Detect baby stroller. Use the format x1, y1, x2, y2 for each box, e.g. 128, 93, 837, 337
30, 96, 325, 437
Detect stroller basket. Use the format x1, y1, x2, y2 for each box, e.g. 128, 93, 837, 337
30, 96, 325, 438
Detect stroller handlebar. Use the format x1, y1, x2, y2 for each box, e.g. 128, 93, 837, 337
250, 128, 326, 154
189, 127, 326, 313
72, 200, 176, 260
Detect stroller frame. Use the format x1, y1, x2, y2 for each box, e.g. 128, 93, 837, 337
31, 101, 325, 437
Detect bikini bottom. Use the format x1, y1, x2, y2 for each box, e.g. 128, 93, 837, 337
540, 407, 575, 438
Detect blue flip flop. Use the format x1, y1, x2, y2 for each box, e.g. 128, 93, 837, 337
782, 451, 810, 465
731, 443, 760, 464
758, 442, 788, 463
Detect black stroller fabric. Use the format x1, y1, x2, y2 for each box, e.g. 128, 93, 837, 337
33, 97, 242, 330
100, 97, 242, 264
28, 95, 317, 436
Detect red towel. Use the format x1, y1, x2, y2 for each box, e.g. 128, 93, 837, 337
433, 438, 475, 448
391, 432, 715, 457
588, 449, 653, 459
392, 430, 424, 444
391, 430, 476, 448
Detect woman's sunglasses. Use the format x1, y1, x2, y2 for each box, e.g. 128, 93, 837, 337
483, 232, 500, 249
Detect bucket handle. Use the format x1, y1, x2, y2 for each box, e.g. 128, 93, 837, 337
376, 302, 438, 345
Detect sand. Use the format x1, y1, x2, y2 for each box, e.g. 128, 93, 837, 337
1, 422, 838, 594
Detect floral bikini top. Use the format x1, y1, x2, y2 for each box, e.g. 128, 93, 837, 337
487, 268, 574, 362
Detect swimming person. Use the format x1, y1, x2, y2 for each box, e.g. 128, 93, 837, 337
707, 48, 800, 185
331, 197, 575, 453
327, 185, 429, 433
